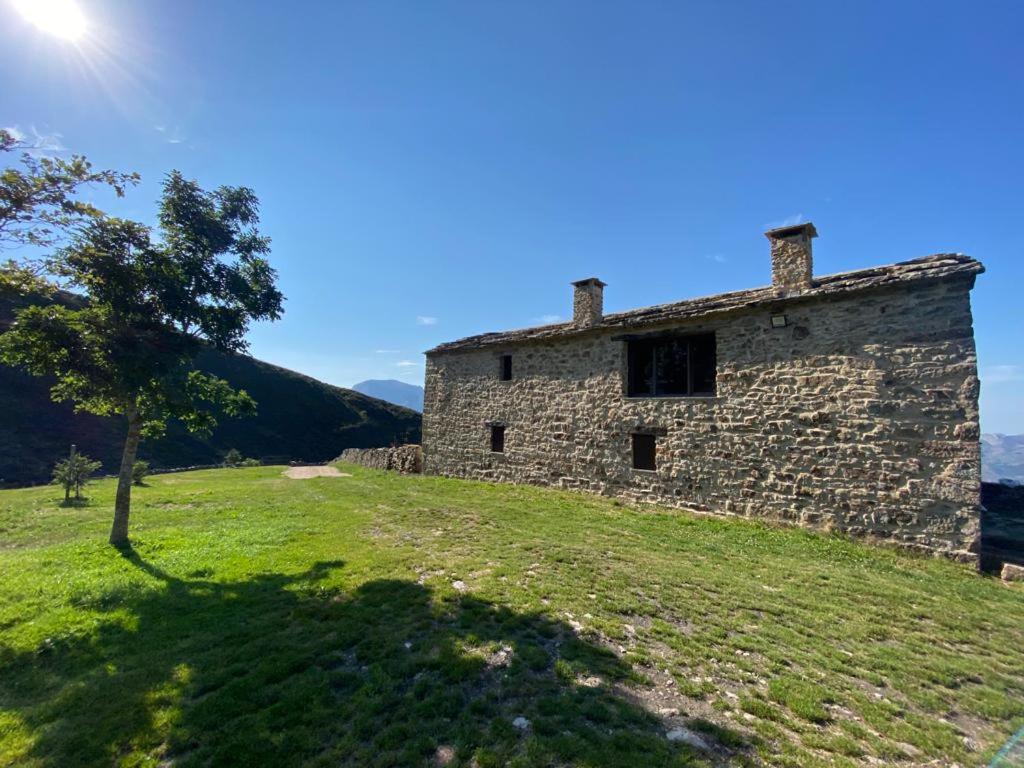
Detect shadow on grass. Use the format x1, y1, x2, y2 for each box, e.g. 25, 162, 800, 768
57, 497, 93, 508
0, 551, 754, 767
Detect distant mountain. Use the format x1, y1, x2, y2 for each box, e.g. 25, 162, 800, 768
0, 293, 421, 487
353, 379, 424, 412
982, 434, 1024, 484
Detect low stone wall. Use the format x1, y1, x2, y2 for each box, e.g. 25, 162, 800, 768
338, 445, 422, 474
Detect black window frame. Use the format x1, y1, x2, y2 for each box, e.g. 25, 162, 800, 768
632, 433, 657, 471
626, 333, 716, 398
499, 354, 512, 381
490, 424, 506, 453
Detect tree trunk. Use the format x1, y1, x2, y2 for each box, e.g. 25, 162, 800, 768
109, 406, 142, 548
66, 444, 75, 503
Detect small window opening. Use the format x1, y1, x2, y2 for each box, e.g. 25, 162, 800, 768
490, 425, 506, 453
499, 354, 512, 381
632, 433, 656, 471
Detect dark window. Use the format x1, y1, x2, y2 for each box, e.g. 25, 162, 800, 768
499, 354, 512, 381
627, 333, 716, 397
632, 433, 656, 470
490, 425, 505, 453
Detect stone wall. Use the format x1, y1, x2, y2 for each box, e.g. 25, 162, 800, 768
338, 445, 422, 474
423, 276, 982, 560
769, 227, 814, 290
572, 279, 605, 327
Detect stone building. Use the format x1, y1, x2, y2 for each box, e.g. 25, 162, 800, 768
422, 223, 984, 560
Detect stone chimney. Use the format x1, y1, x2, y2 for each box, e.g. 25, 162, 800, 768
765, 222, 817, 292
572, 278, 606, 327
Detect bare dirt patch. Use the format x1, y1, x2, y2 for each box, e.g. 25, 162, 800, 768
283, 466, 351, 480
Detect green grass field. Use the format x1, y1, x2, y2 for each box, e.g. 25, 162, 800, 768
0, 466, 1021, 767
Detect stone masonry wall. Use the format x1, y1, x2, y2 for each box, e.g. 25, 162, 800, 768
422, 277, 981, 560
770, 236, 813, 290
573, 281, 604, 327
338, 445, 423, 474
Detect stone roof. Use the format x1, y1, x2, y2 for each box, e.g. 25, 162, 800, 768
426, 253, 983, 354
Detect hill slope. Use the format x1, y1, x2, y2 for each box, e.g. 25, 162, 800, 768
0, 467, 1021, 766
0, 294, 421, 486
352, 378, 424, 411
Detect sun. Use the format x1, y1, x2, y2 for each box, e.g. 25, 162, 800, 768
14, 0, 87, 41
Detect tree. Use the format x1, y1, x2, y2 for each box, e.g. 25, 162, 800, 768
53, 451, 102, 502
131, 460, 150, 486
223, 448, 243, 468
0, 171, 284, 547
0, 128, 139, 251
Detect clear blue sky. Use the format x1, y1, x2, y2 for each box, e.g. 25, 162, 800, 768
3, 1, 1022, 431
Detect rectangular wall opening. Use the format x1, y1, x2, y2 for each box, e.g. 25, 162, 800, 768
632, 433, 656, 471
499, 354, 512, 381
627, 333, 716, 397
490, 425, 506, 453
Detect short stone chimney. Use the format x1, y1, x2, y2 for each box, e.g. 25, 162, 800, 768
572, 277, 606, 327
765, 222, 817, 292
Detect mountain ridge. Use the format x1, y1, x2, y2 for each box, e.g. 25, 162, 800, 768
352, 379, 424, 412
982, 433, 1024, 484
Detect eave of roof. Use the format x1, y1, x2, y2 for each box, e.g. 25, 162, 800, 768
425, 254, 983, 355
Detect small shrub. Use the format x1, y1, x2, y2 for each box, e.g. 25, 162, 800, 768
131, 460, 150, 486
223, 448, 243, 468
53, 452, 103, 502
239, 457, 261, 467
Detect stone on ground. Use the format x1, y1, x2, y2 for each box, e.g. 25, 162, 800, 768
1002, 562, 1024, 582
666, 727, 711, 750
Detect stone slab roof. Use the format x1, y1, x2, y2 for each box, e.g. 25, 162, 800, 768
426, 254, 983, 354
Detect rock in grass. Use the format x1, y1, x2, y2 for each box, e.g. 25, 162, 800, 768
666, 727, 710, 750
512, 716, 531, 730
1002, 563, 1024, 582
487, 645, 513, 668
433, 745, 456, 766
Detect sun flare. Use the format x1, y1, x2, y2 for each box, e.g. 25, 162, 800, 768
14, 0, 87, 41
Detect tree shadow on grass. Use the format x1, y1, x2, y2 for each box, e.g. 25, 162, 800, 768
0, 552, 755, 767
57, 496, 93, 508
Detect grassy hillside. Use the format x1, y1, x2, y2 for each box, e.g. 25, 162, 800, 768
353, 379, 425, 412
0, 294, 421, 487
0, 468, 1021, 767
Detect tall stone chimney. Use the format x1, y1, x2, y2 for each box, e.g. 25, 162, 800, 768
572, 278, 606, 327
765, 222, 817, 292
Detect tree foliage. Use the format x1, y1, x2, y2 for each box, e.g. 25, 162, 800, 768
131, 460, 150, 486
0, 170, 284, 545
53, 452, 102, 502
0, 128, 139, 251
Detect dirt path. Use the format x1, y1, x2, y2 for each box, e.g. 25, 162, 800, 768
282, 466, 351, 479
